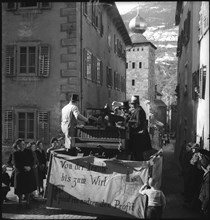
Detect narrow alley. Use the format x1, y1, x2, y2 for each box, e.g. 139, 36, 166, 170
161, 140, 201, 219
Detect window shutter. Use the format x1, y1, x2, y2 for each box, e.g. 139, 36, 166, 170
91, 54, 97, 82
7, 3, 17, 11
83, 2, 87, 15
6, 45, 16, 76
83, 48, 87, 78
100, 12, 103, 36
100, 61, 103, 85
106, 66, 109, 87
38, 111, 50, 144
4, 110, 14, 142
40, 2, 51, 9
38, 44, 50, 77
187, 11, 191, 43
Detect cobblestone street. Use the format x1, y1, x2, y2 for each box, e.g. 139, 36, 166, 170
2, 140, 202, 219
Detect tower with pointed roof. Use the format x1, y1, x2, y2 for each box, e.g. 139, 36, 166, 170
126, 5, 157, 103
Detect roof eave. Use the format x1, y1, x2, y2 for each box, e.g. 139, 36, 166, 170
103, 2, 132, 46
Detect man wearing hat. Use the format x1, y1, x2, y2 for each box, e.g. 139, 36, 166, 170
61, 94, 89, 150
128, 95, 152, 161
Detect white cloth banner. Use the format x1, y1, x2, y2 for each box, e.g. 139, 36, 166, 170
47, 152, 162, 218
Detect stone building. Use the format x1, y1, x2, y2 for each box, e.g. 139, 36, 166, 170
2, 2, 131, 146
196, 2, 209, 150
175, 1, 209, 158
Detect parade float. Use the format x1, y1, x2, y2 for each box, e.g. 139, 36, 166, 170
45, 107, 163, 218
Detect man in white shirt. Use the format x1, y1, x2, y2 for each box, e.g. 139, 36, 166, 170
61, 94, 89, 150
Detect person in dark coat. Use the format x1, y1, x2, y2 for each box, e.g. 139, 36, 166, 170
2, 164, 10, 204
35, 140, 47, 196
180, 142, 194, 202
28, 142, 40, 196
128, 95, 152, 161
13, 138, 36, 205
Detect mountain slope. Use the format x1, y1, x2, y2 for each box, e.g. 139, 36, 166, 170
121, 2, 178, 105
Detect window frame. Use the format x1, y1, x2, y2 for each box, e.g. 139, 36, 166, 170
15, 109, 37, 142
17, 42, 38, 76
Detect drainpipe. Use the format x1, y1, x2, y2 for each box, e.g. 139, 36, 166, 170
80, 3, 83, 113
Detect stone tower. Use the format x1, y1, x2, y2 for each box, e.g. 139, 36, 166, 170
126, 6, 156, 103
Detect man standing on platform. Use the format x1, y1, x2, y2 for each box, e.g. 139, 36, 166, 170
129, 95, 152, 161
61, 94, 89, 152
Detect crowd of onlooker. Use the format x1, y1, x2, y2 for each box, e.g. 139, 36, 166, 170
2, 136, 65, 207
179, 142, 209, 219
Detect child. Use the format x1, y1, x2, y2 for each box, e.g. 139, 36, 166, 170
139, 177, 166, 219
2, 164, 11, 204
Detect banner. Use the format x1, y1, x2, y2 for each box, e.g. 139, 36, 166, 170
46, 151, 162, 218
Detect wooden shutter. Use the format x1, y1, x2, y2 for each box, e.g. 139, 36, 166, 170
38, 44, 50, 77
100, 61, 103, 85
7, 3, 17, 11
4, 110, 14, 142
91, 54, 97, 82
38, 111, 50, 144
6, 45, 16, 76
83, 48, 87, 78
40, 2, 51, 9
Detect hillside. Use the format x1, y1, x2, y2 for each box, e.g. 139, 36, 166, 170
121, 1, 178, 105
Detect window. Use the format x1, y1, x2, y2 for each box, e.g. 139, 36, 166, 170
139, 62, 142, 68
83, 48, 102, 84
132, 79, 135, 86
132, 62, 135, 69
19, 46, 37, 75
199, 65, 207, 99
6, 43, 50, 77
137, 48, 139, 51
142, 48, 144, 51
4, 109, 49, 143
17, 111, 35, 140
126, 62, 128, 69
83, 49, 92, 80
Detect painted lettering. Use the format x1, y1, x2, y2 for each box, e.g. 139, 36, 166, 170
114, 200, 135, 212
90, 175, 107, 186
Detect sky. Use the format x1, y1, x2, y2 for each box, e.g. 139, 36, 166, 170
115, 2, 140, 15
